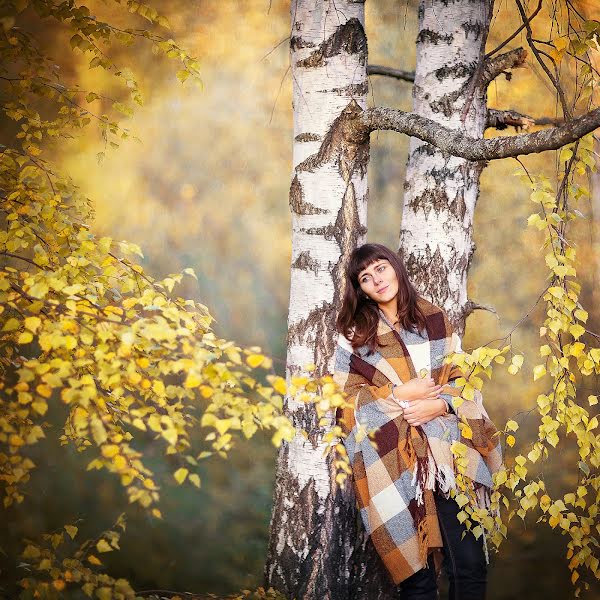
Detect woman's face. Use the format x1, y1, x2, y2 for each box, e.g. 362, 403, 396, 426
357, 259, 399, 306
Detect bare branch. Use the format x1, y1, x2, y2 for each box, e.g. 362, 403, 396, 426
463, 300, 499, 320
360, 106, 600, 161
514, 0, 571, 119
486, 109, 564, 130
481, 47, 527, 88
486, 0, 542, 58
367, 64, 415, 83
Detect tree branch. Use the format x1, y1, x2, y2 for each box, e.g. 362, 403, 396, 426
486, 109, 564, 131
481, 47, 527, 88
463, 300, 499, 320
514, 0, 571, 119
485, 0, 542, 58
360, 106, 600, 161
367, 64, 415, 82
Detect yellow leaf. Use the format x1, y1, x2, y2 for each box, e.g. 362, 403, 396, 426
569, 324, 585, 340
271, 377, 287, 395
189, 473, 201, 488
87, 554, 102, 565
161, 427, 177, 446
588, 395, 598, 406
132, 418, 147, 430
506, 420, 519, 432
174, 467, 188, 484
533, 365, 546, 381
246, 354, 265, 368
24, 316, 42, 332
36, 384, 52, 398
506, 435, 515, 447
199, 385, 213, 398
64, 525, 78, 539
3, 317, 20, 332
455, 493, 469, 508
461, 424, 473, 440
152, 508, 162, 519
31, 400, 48, 415
96, 539, 112, 553
101, 445, 119, 458
184, 373, 201, 388
18, 331, 33, 344
511, 354, 524, 368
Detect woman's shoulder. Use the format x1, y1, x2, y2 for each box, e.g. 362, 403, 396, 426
416, 296, 446, 317
416, 297, 454, 337
336, 331, 355, 353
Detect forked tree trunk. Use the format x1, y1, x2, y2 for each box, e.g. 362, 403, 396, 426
399, 0, 494, 332
263, 2, 389, 598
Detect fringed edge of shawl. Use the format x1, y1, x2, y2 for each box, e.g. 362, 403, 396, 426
411, 439, 500, 567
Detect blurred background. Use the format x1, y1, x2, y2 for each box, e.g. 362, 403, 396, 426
1, 0, 599, 598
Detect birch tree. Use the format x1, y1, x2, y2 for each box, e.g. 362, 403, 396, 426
264, 2, 378, 597
266, 1, 600, 599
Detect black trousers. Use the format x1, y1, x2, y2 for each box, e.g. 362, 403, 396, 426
399, 494, 487, 600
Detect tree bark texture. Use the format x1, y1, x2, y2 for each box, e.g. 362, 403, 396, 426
264, 2, 391, 598
399, 0, 494, 332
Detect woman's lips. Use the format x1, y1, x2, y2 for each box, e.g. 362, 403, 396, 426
376, 285, 389, 294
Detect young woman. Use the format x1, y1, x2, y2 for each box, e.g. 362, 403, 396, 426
333, 243, 502, 600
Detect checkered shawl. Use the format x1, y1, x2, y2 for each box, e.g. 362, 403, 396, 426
333, 298, 502, 585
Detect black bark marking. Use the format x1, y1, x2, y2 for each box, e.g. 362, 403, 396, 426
320, 81, 369, 97
433, 61, 477, 82
296, 18, 367, 68
408, 143, 437, 160
416, 28, 454, 45
402, 245, 459, 309
295, 132, 321, 142
289, 174, 328, 215
461, 21, 483, 39
292, 250, 319, 276
303, 224, 339, 240
290, 36, 315, 51
430, 92, 460, 118
407, 187, 452, 221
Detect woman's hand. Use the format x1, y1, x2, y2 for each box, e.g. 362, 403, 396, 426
402, 397, 448, 427
392, 377, 442, 402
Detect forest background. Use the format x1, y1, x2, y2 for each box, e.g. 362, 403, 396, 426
1, 0, 599, 599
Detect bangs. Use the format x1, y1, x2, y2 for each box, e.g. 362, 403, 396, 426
348, 245, 392, 283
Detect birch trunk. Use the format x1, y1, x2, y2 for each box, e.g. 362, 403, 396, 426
399, 0, 494, 332
263, 2, 389, 598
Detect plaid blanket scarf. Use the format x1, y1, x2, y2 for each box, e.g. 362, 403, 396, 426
333, 298, 503, 584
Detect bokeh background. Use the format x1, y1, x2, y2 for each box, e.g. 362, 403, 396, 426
2, 1, 599, 598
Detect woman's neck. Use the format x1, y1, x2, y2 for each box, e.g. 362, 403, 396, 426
378, 298, 398, 326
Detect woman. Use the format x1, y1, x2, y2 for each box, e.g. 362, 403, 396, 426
333, 243, 502, 600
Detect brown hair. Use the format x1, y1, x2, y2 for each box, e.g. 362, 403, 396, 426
335, 243, 426, 353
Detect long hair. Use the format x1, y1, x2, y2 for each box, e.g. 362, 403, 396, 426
336, 243, 426, 352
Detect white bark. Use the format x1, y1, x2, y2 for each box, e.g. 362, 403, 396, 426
265, 2, 386, 598
399, 0, 493, 332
